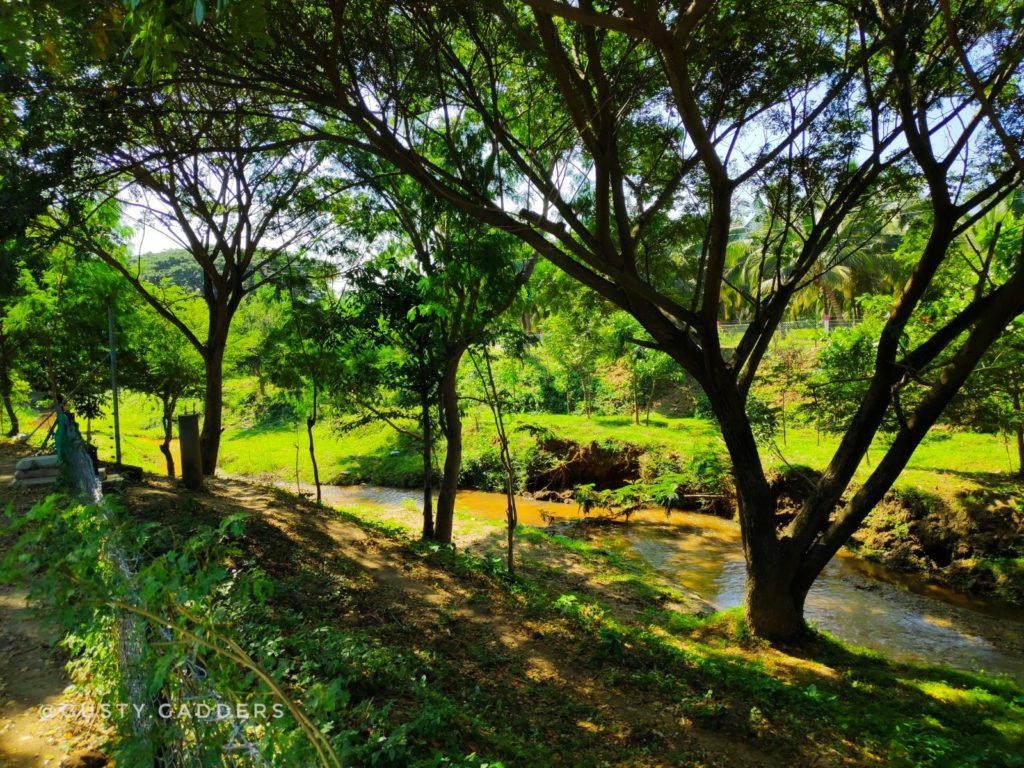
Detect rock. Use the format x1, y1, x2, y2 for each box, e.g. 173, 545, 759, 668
15, 455, 59, 472
59, 750, 109, 768
12, 475, 58, 487
15, 467, 60, 480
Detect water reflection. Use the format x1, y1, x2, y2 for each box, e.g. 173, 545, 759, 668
311, 482, 1024, 681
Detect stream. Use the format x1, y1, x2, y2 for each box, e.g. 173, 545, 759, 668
300, 481, 1024, 681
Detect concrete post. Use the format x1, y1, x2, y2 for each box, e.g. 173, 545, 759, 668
178, 413, 203, 490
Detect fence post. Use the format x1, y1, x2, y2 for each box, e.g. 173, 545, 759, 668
178, 413, 203, 490
108, 305, 123, 466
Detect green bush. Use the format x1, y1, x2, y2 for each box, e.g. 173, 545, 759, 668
0, 496, 337, 766
459, 447, 508, 492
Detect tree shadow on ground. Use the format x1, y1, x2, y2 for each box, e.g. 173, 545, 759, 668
123, 474, 1024, 767
461, 522, 1024, 766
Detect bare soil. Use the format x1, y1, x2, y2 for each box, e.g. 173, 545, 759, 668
0, 449, 107, 768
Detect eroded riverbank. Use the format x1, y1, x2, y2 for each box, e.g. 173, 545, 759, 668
293, 481, 1024, 682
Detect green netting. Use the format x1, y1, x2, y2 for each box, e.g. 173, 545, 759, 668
55, 410, 102, 504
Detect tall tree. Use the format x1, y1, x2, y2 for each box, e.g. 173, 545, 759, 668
337, 256, 446, 538
5, 238, 125, 435
51, 83, 332, 473
189, 0, 1023, 638
339, 175, 534, 542
58, 0, 1024, 638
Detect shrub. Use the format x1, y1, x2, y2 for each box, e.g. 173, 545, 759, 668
460, 447, 508, 493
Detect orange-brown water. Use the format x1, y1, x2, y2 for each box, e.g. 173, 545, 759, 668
308, 482, 1024, 681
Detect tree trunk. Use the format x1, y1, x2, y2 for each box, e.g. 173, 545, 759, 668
0, 336, 19, 436
473, 347, 518, 572
781, 390, 787, 446
434, 347, 467, 544
1016, 423, 1023, 478
420, 390, 434, 539
200, 342, 226, 475
646, 378, 657, 426
253, 359, 266, 397
745, 565, 809, 641
307, 380, 321, 503
1012, 386, 1023, 477
821, 282, 843, 322
160, 392, 177, 478
704, 373, 811, 640
632, 375, 640, 424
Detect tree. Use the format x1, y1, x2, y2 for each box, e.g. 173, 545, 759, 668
469, 343, 519, 572
262, 271, 340, 503
51, 82, 333, 474
120, 290, 205, 477
535, 268, 617, 417
337, 170, 534, 543
937, 205, 1024, 475
0, 8, 100, 436
950, 320, 1024, 476
0, 243, 31, 435
5, 239, 125, 440
58, 0, 1024, 639
758, 345, 811, 447
230, 284, 291, 398
336, 256, 447, 538
608, 315, 680, 425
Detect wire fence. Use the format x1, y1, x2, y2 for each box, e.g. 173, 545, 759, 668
718, 317, 861, 335
55, 408, 273, 767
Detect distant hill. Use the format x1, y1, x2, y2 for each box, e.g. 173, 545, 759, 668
136, 249, 205, 293
134, 248, 335, 295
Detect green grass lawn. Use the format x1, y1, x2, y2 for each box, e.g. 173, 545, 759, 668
14, 378, 1016, 518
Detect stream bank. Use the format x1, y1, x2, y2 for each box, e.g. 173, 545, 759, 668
293, 480, 1024, 683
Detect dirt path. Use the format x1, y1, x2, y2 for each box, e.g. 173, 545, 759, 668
0, 449, 106, 768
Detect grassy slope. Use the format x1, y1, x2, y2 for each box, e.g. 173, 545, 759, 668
90, 461, 1019, 768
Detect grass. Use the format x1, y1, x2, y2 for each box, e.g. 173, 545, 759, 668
253, 480, 1024, 766
349, 499, 1024, 766
3, 430, 1022, 765
21, 379, 1015, 514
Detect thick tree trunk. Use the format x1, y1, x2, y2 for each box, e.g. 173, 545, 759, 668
0, 338, 18, 436
703, 371, 812, 640
200, 342, 226, 475
434, 347, 467, 544
420, 390, 434, 540
745, 567, 810, 641
160, 393, 177, 478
